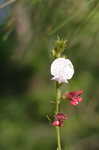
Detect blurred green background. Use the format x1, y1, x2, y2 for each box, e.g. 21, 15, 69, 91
0, 0, 99, 150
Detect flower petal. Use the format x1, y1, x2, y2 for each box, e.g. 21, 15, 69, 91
51, 58, 74, 83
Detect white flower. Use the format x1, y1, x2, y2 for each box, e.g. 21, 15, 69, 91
51, 58, 74, 83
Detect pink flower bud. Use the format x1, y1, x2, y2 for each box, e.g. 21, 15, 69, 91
52, 120, 60, 126
63, 90, 84, 106
52, 120, 64, 127
55, 113, 68, 121
70, 100, 79, 106
65, 90, 83, 99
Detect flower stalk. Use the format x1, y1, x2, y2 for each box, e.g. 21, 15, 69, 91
56, 82, 62, 150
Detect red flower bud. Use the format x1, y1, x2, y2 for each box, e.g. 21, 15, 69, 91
52, 113, 68, 127
55, 113, 68, 121
63, 90, 83, 106
52, 120, 60, 126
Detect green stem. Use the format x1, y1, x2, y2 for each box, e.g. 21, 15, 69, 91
56, 82, 62, 150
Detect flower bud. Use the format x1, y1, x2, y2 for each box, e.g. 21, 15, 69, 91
51, 38, 68, 58
55, 113, 68, 121
63, 90, 84, 106
52, 120, 60, 126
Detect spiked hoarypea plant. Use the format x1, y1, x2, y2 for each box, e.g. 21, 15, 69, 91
50, 37, 83, 150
